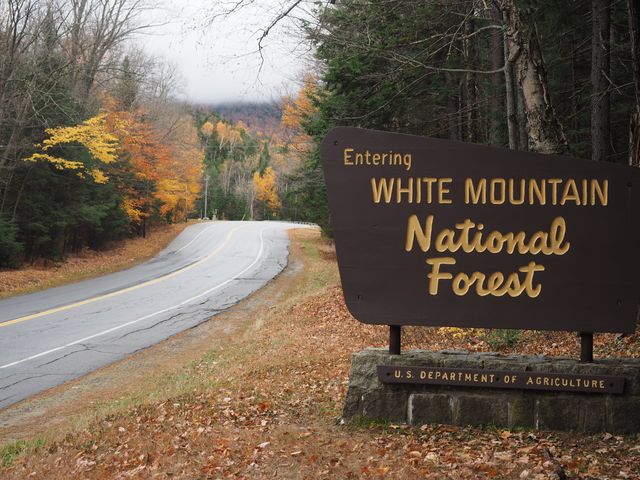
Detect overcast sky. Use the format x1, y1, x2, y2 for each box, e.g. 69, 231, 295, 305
134, 1, 312, 104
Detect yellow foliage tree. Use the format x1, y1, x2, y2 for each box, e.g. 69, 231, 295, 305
158, 116, 203, 221
281, 74, 317, 130
201, 121, 214, 137
253, 166, 280, 215
26, 100, 203, 228
26, 115, 118, 184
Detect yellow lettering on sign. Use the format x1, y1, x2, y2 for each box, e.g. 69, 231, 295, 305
371, 178, 394, 203
426, 257, 455, 295
438, 178, 453, 204
591, 179, 608, 206
462, 178, 609, 206
405, 215, 570, 256
343, 148, 354, 165
560, 179, 581, 205
426, 257, 545, 298
529, 179, 546, 205
490, 178, 506, 205
396, 178, 414, 204
465, 178, 486, 204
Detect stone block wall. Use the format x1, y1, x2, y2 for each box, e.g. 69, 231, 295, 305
342, 348, 640, 433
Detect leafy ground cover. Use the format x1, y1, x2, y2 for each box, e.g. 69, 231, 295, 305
1, 229, 638, 479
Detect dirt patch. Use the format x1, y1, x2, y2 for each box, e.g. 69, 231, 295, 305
0, 222, 193, 299
1, 229, 639, 479
318, 243, 337, 262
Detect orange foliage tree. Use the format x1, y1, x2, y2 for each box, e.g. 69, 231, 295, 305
27, 97, 203, 232
281, 74, 317, 158
104, 105, 202, 226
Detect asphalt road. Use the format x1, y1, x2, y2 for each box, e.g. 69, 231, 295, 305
0, 221, 306, 410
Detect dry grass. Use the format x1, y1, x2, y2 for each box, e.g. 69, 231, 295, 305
1, 229, 639, 479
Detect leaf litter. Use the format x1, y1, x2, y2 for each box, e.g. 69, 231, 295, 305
1, 229, 639, 479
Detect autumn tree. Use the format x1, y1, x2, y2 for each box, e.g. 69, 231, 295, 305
281, 74, 316, 160
253, 166, 280, 218
27, 114, 119, 184
0, 0, 161, 263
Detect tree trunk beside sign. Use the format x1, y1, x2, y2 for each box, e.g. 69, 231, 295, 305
629, 0, 640, 167
496, 0, 568, 155
591, 0, 611, 163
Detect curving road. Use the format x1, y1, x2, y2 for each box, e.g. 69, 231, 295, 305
0, 221, 307, 410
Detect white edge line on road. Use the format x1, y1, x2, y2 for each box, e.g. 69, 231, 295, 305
0, 227, 270, 370
172, 224, 217, 254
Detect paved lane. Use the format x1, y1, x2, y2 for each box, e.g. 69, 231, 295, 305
0, 221, 306, 409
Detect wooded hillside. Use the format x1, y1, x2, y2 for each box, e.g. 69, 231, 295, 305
283, 0, 640, 233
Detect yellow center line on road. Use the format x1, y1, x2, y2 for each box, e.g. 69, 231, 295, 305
0, 224, 245, 329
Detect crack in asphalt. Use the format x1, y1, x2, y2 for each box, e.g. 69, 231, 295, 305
0, 394, 17, 406
36, 346, 88, 368
0, 374, 51, 391
0, 372, 19, 382
114, 310, 195, 341
74, 343, 121, 356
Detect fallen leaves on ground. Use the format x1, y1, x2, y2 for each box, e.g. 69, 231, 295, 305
2, 231, 639, 479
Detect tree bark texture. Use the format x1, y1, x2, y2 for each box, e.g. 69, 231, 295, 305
498, 0, 569, 154
591, 0, 611, 162
490, 7, 506, 146
628, 0, 640, 166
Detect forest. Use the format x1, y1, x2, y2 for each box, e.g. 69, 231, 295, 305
0, 0, 206, 266
1, 0, 639, 266
284, 0, 640, 233
0, 0, 308, 268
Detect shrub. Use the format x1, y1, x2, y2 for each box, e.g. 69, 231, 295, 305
0, 216, 23, 268
485, 329, 521, 351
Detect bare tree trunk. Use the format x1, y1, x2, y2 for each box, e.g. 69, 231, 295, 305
591, 0, 611, 162
498, 0, 568, 154
446, 72, 460, 141
517, 86, 528, 151
570, 36, 579, 133
464, 9, 478, 143
629, 0, 640, 166
504, 45, 519, 149
489, 8, 505, 146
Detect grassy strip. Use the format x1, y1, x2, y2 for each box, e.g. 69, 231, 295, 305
1, 438, 46, 468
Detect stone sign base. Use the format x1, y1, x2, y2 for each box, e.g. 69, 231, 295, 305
342, 348, 640, 433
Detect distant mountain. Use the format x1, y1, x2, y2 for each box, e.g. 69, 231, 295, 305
211, 102, 283, 138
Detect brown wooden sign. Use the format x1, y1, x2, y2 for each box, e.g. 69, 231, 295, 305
377, 365, 625, 394
321, 127, 640, 333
